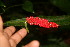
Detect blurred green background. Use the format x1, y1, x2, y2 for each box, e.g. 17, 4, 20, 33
0, 0, 70, 47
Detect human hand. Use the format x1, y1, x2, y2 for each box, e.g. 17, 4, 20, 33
0, 16, 40, 47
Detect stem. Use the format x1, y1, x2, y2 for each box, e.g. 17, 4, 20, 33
25, 21, 29, 33
0, 4, 24, 14
5, 4, 24, 11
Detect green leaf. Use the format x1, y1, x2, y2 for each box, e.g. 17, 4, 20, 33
50, 0, 70, 14
22, 1, 34, 13
4, 15, 70, 26
0, 0, 6, 7
4, 18, 26, 26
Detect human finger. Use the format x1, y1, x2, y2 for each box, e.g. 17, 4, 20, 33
24, 40, 40, 47
0, 35, 11, 47
0, 16, 3, 32
9, 28, 27, 47
4, 26, 16, 37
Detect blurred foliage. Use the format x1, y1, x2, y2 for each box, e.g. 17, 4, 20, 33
50, 0, 70, 14
40, 41, 69, 47
0, 0, 69, 16
0, 0, 6, 7
0, 0, 34, 15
